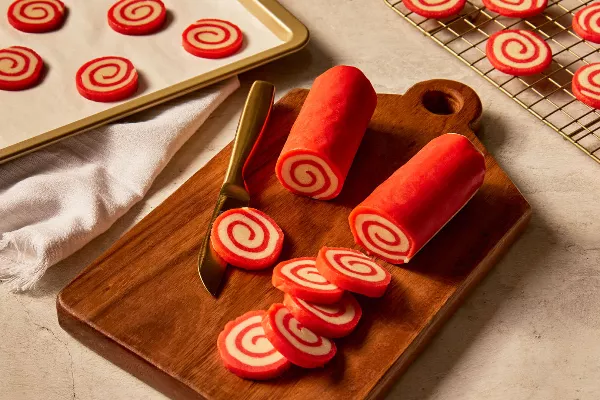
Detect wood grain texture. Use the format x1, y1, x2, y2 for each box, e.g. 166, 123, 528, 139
57, 79, 531, 400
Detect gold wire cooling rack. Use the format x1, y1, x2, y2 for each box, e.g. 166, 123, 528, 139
385, 0, 600, 164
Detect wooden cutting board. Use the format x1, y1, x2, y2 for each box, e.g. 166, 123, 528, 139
57, 79, 531, 400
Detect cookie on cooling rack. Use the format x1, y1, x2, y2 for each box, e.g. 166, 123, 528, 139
486, 29, 552, 76
573, 3, 600, 44
402, 0, 466, 19
482, 0, 547, 18
572, 63, 600, 109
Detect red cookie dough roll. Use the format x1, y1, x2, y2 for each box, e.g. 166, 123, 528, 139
0, 46, 43, 91
218, 310, 291, 380
272, 257, 344, 304
275, 66, 377, 200
349, 133, 486, 265
316, 247, 391, 298
211, 207, 284, 270
283, 293, 362, 338
262, 303, 337, 368
108, 0, 167, 36
7, 0, 66, 33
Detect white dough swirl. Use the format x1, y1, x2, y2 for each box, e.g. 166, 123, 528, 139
274, 307, 333, 356
324, 248, 389, 282
279, 259, 339, 291
354, 213, 410, 263
279, 153, 339, 199
216, 208, 280, 261
224, 314, 285, 367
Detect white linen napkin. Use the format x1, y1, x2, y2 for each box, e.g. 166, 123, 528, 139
0, 77, 240, 291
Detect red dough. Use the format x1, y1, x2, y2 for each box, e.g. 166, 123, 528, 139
315, 247, 391, 298
108, 0, 167, 35
283, 293, 362, 338
349, 134, 486, 264
402, 0, 466, 19
482, 0, 547, 18
7, 0, 66, 33
486, 30, 552, 76
182, 19, 243, 59
0, 46, 43, 91
275, 66, 377, 200
218, 310, 291, 380
272, 257, 344, 304
211, 207, 283, 270
76, 56, 138, 102
573, 3, 600, 44
261, 303, 336, 368
572, 63, 600, 109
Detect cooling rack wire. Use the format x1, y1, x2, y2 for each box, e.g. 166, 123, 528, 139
385, 0, 600, 164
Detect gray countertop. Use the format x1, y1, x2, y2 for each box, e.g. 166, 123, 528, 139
2, 1, 600, 399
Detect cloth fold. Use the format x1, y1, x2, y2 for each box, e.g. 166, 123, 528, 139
0, 77, 240, 291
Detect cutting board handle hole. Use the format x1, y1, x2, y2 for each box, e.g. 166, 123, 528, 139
421, 90, 463, 115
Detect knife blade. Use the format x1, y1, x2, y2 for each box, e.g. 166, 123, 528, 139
198, 80, 275, 297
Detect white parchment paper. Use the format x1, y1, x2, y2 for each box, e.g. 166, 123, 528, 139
0, 0, 283, 149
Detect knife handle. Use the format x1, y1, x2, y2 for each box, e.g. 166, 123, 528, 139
223, 81, 275, 189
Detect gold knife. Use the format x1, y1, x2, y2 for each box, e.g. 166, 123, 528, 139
198, 81, 275, 297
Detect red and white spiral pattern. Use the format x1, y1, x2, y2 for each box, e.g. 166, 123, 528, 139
278, 258, 340, 292
272, 305, 334, 357
285, 293, 360, 327
213, 208, 281, 263
573, 63, 600, 106
182, 19, 243, 59
7, 0, 65, 32
323, 248, 389, 283
0, 46, 43, 91
574, 4, 600, 43
483, 0, 546, 16
487, 30, 551, 75
76, 56, 137, 101
403, 0, 465, 18
220, 311, 286, 368
353, 213, 410, 263
278, 153, 339, 200
108, 0, 166, 34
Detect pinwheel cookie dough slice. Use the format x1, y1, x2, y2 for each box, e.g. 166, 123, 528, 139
218, 310, 291, 380
76, 56, 138, 102
182, 19, 243, 59
0, 46, 44, 91
349, 134, 486, 264
486, 30, 552, 76
482, 0, 546, 18
7, 0, 66, 33
402, 0, 466, 19
262, 303, 337, 368
108, 0, 167, 35
272, 258, 344, 304
275, 65, 377, 200
283, 293, 362, 338
211, 207, 284, 270
573, 3, 600, 44
316, 247, 391, 298
572, 63, 600, 109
